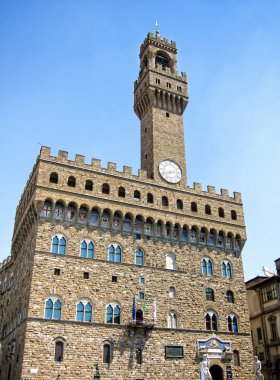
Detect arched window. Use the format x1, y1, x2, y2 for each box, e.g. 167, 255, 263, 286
226, 290, 234, 303
202, 258, 213, 276
176, 199, 183, 209
41, 200, 52, 218
206, 288, 215, 301
108, 244, 121, 263
45, 297, 61, 320
147, 193, 153, 203
76, 301, 92, 322
134, 190, 140, 200
50, 172, 58, 184
51, 235, 66, 254
205, 205, 211, 215
80, 240, 94, 259
67, 176, 76, 187
191, 202, 197, 212
54, 341, 64, 362
155, 51, 170, 69
102, 183, 110, 194
233, 350, 240, 366
166, 253, 175, 270
106, 303, 121, 324
231, 210, 237, 220
228, 314, 238, 332
168, 311, 178, 328
103, 344, 111, 364
162, 196, 168, 206
205, 311, 218, 331
85, 179, 93, 191
222, 261, 232, 278
118, 186, 125, 198
169, 286, 176, 298
218, 207, 225, 217
135, 248, 144, 265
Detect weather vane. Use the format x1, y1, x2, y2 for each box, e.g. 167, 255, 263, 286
155, 20, 160, 37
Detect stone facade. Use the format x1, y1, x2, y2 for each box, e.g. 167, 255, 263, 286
246, 259, 280, 380
0, 30, 254, 380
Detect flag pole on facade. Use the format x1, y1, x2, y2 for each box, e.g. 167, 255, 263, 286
143, 298, 147, 316
132, 294, 136, 321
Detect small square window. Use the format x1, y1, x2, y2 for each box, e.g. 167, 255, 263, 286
135, 234, 141, 240
139, 277, 145, 284
139, 292, 145, 300
84, 272, 89, 279
112, 276, 118, 283
54, 268, 60, 276
166, 112, 169, 117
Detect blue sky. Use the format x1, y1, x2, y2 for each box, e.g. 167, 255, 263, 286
0, 0, 279, 280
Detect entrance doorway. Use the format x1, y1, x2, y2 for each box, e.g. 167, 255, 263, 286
136, 309, 143, 324
210, 365, 224, 380
275, 358, 280, 380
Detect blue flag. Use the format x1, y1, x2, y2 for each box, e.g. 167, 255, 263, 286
132, 295, 136, 320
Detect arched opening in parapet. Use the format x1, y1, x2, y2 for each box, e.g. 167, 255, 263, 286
210, 364, 224, 380
136, 309, 143, 325
155, 50, 171, 70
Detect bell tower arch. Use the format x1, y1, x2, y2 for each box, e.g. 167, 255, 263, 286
134, 28, 189, 188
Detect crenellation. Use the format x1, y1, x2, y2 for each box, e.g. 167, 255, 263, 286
221, 189, 229, 197
91, 158, 101, 169
75, 154, 85, 165
107, 162, 117, 171
234, 192, 242, 202
58, 150, 68, 161
207, 185, 216, 195
123, 165, 132, 176
137, 168, 148, 179
40, 146, 51, 158
194, 182, 202, 191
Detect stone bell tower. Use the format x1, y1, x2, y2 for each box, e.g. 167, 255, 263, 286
134, 27, 189, 188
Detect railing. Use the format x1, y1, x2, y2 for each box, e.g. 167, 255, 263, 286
127, 319, 155, 329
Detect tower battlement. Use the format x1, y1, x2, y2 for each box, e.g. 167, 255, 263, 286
140, 32, 177, 57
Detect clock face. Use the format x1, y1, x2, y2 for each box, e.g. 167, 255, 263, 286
159, 160, 182, 183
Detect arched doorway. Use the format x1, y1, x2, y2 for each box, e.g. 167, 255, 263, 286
274, 358, 280, 380
136, 309, 143, 325
210, 365, 224, 380
7, 363, 12, 380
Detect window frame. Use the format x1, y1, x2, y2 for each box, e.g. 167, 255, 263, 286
44, 297, 62, 320
51, 234, 66, 255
